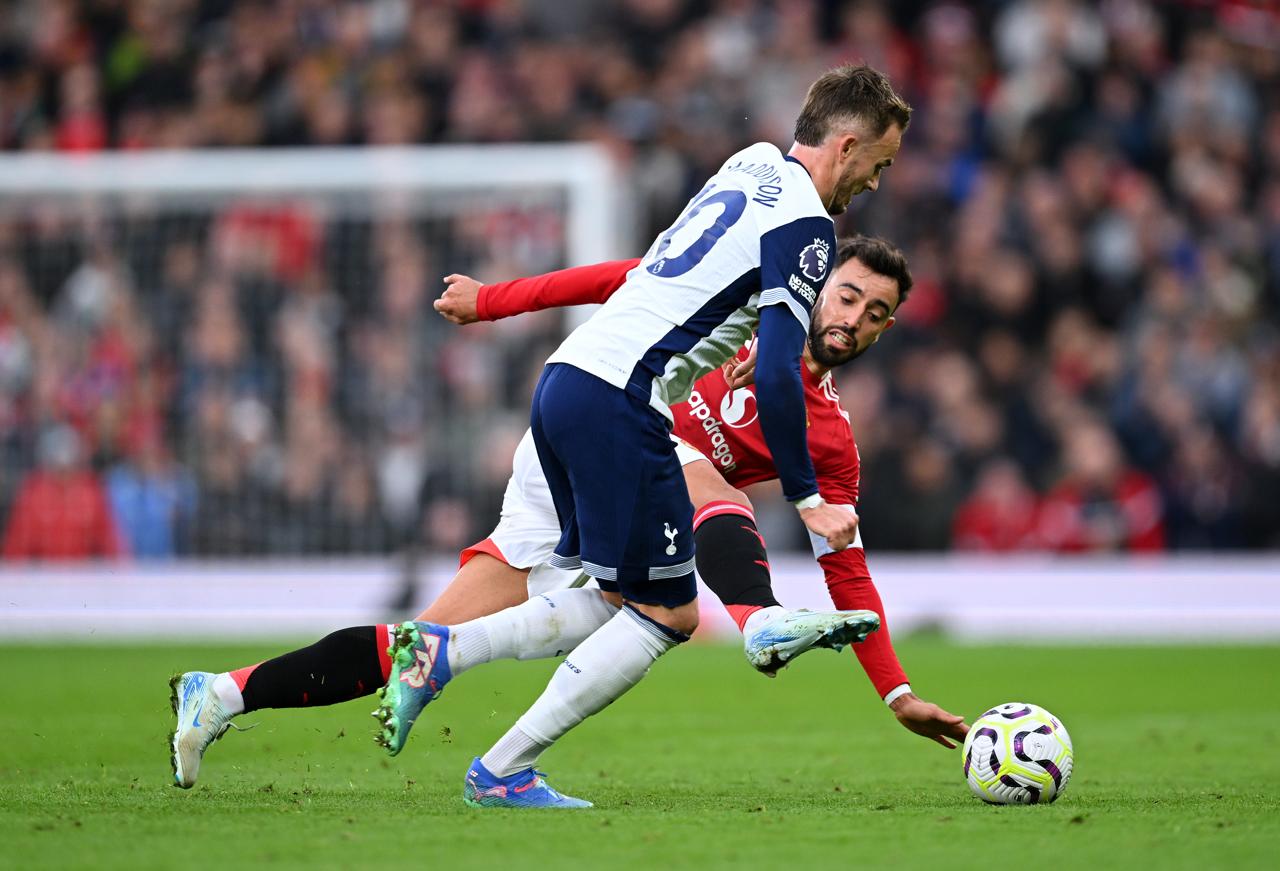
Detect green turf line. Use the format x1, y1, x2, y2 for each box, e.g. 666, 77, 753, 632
1, 641, 1277, 869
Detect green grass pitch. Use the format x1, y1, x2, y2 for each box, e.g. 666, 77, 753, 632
1, 639, 1277, 869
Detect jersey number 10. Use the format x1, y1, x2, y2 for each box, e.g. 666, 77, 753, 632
647, 185, 748, 278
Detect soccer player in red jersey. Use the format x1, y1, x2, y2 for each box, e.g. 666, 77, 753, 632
169, 236, 966, 789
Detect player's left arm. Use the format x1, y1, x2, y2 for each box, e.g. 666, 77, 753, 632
754, 218, 858, 550
753, 304, 816, 502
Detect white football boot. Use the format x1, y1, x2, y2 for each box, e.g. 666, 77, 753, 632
743, 608, 880, 676
169, 671, 235, 788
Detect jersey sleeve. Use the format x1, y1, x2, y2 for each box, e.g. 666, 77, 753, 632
753, 305, 819, 502
805, 440, 861, 558
816, 447, 860, 508
476, 259, 641, 321
819, 548, 910, 699
757, 217, 835, 329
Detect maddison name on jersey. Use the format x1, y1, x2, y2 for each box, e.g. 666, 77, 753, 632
547, 141, 837, 419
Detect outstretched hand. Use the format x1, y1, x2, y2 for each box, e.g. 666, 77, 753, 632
889, 693, 970, 749
434, 274, 483, 324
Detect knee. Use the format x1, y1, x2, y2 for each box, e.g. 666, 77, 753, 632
627, 598, 699, 638
695, 489, 753, 533
671, 604, 699, 637
716, 486, 751, 511
685, 462, 753, 514
661, 600, 701, 637
692, 483, 753, 528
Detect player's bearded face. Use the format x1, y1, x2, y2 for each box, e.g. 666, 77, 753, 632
806, 258, 899, 367
807, 305, 870, 366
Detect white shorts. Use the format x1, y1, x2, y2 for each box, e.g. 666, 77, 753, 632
460, 429, 712, 596
672, 435, 714, 469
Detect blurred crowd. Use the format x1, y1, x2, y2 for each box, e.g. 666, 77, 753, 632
0, 0, 1277, 559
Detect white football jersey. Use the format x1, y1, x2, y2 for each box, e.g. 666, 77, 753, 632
547, 142, 836, 420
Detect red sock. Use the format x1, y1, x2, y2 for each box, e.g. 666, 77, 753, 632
234, 624, 393, 713
228, 626, 391, 690
725, 604, 764, 633
375, 622, 393, 680
228, 662, 261, 691
694, 501, 778, 632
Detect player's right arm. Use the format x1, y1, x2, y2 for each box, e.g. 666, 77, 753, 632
434, 259, 641, 324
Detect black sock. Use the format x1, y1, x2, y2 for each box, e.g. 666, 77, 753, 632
694, 514, 780, 609
240, 625, 386, 713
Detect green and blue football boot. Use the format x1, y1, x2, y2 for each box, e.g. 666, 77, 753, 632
373, 621, 453, 755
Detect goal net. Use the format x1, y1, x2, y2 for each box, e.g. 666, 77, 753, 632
0, 145, 624, 562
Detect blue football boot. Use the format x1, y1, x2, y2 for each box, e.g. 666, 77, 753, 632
463, 757, 592, 809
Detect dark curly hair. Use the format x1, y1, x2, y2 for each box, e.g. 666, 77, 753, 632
834, 235, 913, 309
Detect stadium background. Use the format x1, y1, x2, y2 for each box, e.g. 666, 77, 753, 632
1, 4, 1277, 868
0, 0, 1277, 568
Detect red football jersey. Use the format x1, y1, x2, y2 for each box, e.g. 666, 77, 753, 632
671, 343, 860, 506
479, 260, 910, 698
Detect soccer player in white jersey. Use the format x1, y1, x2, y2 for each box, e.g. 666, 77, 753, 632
368, 65, 912, 809
167, 65, 909, 802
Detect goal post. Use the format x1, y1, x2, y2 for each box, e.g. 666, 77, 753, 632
0, 144, 628, 268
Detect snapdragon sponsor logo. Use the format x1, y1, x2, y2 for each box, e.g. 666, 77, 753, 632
719, 386, 758, 429
686, 390, 738, 472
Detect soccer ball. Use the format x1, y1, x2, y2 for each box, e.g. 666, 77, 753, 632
962, 702, 1073, 804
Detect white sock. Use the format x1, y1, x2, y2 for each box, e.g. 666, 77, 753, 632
481, 606, 683, 777
742, 605, 787, 637
446, 588, 619, 677
480, 725, 550, 777
211, 672, 245, 716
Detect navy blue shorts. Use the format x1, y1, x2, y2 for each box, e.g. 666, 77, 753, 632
530, 363, 696, 608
